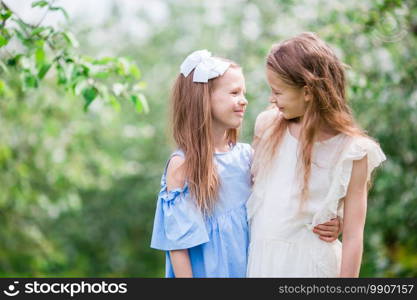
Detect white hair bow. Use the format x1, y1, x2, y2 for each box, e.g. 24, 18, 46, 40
180, 50, 231, 83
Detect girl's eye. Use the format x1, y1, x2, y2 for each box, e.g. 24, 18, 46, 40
231, 91, 239, 95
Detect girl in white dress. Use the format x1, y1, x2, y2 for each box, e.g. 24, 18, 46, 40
247, 32, 386, 277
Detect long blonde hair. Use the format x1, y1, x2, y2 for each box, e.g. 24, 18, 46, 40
253, 32, 369, 205
170, 59, 240, 214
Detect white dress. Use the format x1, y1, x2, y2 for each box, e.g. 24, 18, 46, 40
246, 124, 386, 277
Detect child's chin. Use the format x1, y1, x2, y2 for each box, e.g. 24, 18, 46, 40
281, 113, 290, 119
223, 118, 243, 129
283, 114, 296, 120
227, 123, 241, 129
233, 121, 243, 128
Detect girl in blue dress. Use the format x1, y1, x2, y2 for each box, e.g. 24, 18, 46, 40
150, 50, 340, 278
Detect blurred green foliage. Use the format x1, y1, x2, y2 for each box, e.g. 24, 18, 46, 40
0, 0, 148, 112
0, 0, 416, 277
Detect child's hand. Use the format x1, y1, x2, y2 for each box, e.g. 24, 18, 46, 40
312, 217, 342, 242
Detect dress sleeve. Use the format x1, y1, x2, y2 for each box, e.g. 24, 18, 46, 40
240, 143, 254, 169
310, 137, 386, 227
338, 137, 386, 186
150, 155, 209, 251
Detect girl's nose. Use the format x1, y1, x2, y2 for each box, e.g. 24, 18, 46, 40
269, 96, 276, 104
238, 97, 248, 106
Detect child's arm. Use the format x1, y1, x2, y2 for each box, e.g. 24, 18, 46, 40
340, 156, 368, 277
169, 250, 193, 278
166, 155, 193, 278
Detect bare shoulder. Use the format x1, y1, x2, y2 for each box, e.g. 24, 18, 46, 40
254, 108, 279, 138
166, 155, 186, 191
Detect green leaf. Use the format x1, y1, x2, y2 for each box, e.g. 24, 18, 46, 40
130, 95, 142, 113
0, 79, 12, 97
34, 39, 44, 48
0, 10, 12, 22
62, 32, 79, 48
0, 79, 5, 95
95, 83, 109, 99
56, 64, 67, 85
38, 63, 52, 79
24, 74, 38, 89
117, 58, 129, 75
14, 29, 29, 45
138, 93, 149, 114
35, 47, 46, 67
0, 34, 8, 47
92, 57, 115, 65
93, 71, 110, 79
49, 6, 70, 20
82, 86, 98, 111
109, 95, 121, 112
7, 54, 23, 66
31, 26, 52, 37
15, 19, 31, 33
129, 64, 141, 79
31, 27, 45, 36
32, 1, 49, 8
74, 80, 88, 96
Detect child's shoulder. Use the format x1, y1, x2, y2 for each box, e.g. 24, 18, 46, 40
254, 108, 280, 137
165, 151, 186, 191
170, 149, 185, 158
233, 142, 254, 163
234, 142, 253, 153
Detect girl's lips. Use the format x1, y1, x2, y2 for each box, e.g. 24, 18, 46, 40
234, 111, 245, 117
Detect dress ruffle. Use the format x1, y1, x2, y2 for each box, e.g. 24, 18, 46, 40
150, 162, 209, 251
310, 137, 386, 227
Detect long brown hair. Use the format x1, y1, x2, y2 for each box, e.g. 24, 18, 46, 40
254, 32, 369, 205
170, 58, 240, 214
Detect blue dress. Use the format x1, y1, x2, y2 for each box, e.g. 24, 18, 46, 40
150, 143, 253, 277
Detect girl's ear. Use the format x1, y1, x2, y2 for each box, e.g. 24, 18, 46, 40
303, 86, 312, 102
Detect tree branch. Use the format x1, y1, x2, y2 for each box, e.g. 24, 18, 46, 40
1, 0, 11, 27
35, 0, 56, 27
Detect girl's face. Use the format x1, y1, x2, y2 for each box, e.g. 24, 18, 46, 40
210, 67, 248, 129
266, 68, 308, 120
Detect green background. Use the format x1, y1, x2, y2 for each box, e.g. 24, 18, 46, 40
1, 0, 416, 277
